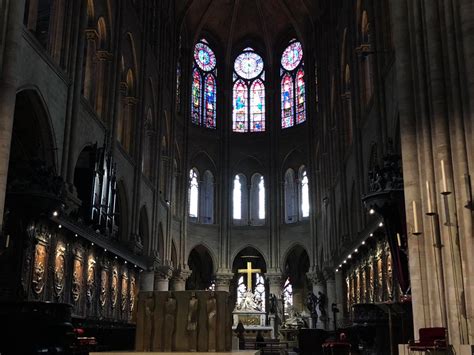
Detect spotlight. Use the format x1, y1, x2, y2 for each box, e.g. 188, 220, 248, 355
369, 208, 375, 215
362, 241, 366, 245
379, 222, 384, 227
58, 225, 62, 229
339, 264, 342, 268
343, 260, 347, 264
335, 268, 339, 272
115, 256, 118, 259
52, 211, 59, 217
369, 233, 374, 237
348, 254, 352, 259
124, 261, 127, 264
91, 243, 94, 246
104, 249, 107, 252
74, 234, 78, 237
354, 248, 358, 252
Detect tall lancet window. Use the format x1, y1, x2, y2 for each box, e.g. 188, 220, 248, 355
250, 173, 265, 225
254, 273, 266, 311
233, 174, 248, 225
284, 169, 297, 223
188, 168, 199, 219
233, 48, 265, 132
191, 39, 217, 128
200, 170, 214, 224
299, 166, 310, 218
283, 277, 293, 316
281, 40, 306, 128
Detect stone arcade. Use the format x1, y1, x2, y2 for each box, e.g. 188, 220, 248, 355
0, 0, 473, 354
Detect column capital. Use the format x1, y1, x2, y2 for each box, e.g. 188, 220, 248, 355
155, 264, 174, 280
306, 270, 325, 286
172, 266, 192, 283
266, 268, 283, 285
323, 268, 335, 281
214, 269, 234, 291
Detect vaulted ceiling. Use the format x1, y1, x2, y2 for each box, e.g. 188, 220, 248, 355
176, 0, 320, 55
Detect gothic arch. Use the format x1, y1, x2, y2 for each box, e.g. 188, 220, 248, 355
189, 151, 217, 176
281, 148, 305, 173
186, 244, 215, 290
231, 245, 268, 271
232, 155, 265, 178
11, 89, 57, 169
282, 244, 310, 289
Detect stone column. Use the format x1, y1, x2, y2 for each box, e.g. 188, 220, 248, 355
140, 270, 154, 292
266, 270, 282, 297
170, 267, 192, 291
0, 0, 26, 234
215, 270, 233, 292
307, 271, 327, 329
335, 270, 345, 318
324, 269, 337, 331
154, 265, 173, 291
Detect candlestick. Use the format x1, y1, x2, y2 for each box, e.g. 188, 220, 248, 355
397, 233, 402, 247
5, 235, 9, 248
441, 160, 449, 194
426, 180, 435, 215
412, 200, 421, 235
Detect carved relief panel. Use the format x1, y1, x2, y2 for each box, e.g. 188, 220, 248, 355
386, 250, 393, 299
86, 254, 96, 305
32, 234, 49, 297
100, 266, 108, 309
129, 272, 136, 315
72, 249, 84, 303
111, 265, 119, 309
121, 268, 128, 312
54, 242, 66, 299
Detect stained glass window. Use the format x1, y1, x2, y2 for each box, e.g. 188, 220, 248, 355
254, 273, 266, 311
283, 278, 293, 316
281, 40, 306, 128
233, 48, 265, 132
301, 169, 309, 217
192, 40, 217, 128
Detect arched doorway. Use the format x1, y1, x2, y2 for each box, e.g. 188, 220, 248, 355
283, 245, 310, 314
186, 245, 214, 290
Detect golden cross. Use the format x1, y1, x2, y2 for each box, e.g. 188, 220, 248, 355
238, 261, 261, 291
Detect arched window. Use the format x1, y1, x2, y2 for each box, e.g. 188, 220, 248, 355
250, 173, 265, 225
284, 169, 297, 223
283, 277, 293, 316
281, 40, 306, 128
191, 39, 217, 129
233, 174, 248, 225
233, 48, 265, 132
299, 166, 310, 218
254, 273, 266, 311
200, 170, 214, 224
188, 168, 199, 219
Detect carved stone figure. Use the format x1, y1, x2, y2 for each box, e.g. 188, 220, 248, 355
100, 269, 108, 307
207, 292, 217, 351
32, 243, 47, 295
86, 256, 96, 304
306, 291, 318, 326
187, 292, 198, 351
121, 270, 128, 312
236, 290, 261, 311
163, 293, 177, 352
72, 258, 83, 302
111, 267, 118, 308
129, 274, 136, 314
54, 244, 66, 298
316, 291, 327, 319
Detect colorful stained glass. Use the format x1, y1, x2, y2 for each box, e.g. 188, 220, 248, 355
281, 40, 305, 128
296, 69, 306, 124
204, 74, 216, 128
234, 51, 264, 80
192, 40, 217, 128
250, 80, 265, 132
281, 41, 303, 71
194, 42, 216, 72
191, 69, 201, 125
233, 80, 248, 132
281, 74, 293, 128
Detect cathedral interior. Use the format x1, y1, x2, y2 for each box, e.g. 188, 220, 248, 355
0, 0, 473, 354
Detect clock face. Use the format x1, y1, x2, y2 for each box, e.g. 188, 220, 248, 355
281, 41, 303, 71
234, 51, 264, 80
194, 42, 216, 72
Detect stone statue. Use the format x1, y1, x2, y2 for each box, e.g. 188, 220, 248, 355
207, 292, 217, 352
237, 290, 261, 311
144, 294, 155, 351
316, 291, 327, 320
187, 292, 198, 351
163, 292, 177, 351
306, 291, 318, 326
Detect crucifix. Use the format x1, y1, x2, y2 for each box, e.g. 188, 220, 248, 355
238, 261, 261, 291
